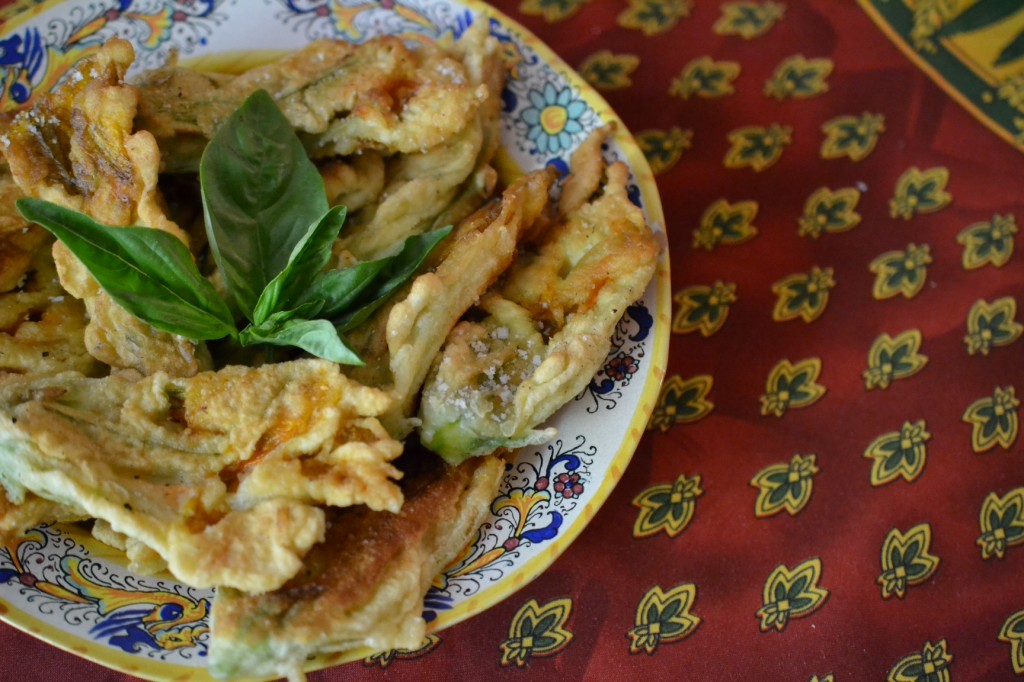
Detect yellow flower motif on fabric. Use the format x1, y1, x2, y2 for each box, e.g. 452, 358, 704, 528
887, 640, 953, 682
578, 50, 640, 90
637, 127, 693, 175
633, 474, 703, 538
977, 488, 1024, 560
669, 56, 741, 99
889, 166, 952, 220
648, 374, 714, 431
963, 386, 1020, 454
693, 199, 758, 250
810, 676, 835, 682
864, 420, 931, 487
363, 635, 441, 668
764, 54, 833, 100
869, 243, 932, 300
998, 608, 1024, 674
957, 214, 1017, 270
714, 1, 786, 39
820, 112, 885, 161
757, 557, 828, 632
499, 597, 573, 667
519, 0, 590, 22
760, 358, 825, 417
628, 584, 701, 654
771, 266, 835, 323
618, 0, 692, 36
964, 297, 1023, 355
863, 330, 928, 390
724, 124, 792, 171
798, 186, 862, 238
877, 523, 939, 599
673, 281, 737, 336
751, 454, 818, 518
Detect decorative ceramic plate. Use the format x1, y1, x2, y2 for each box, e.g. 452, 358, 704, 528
0, 1, 669, 679
859, 0, 1024, 152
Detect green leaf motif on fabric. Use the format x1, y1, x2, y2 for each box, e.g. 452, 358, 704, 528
998, 608, 1024, 674
632, 474, 703, 538
578, 50, 640, 90
963, 385, 1020, 454
864, 420, 931, 487
798, 186, 862, 238
713, 1, 786, 39
771, 266, 835, 323
765, 54, 833, 99
760, 357, 826, 417
670, 56, 741, 99
877, 523, 940, 599
617, 0, 693, 36
519, 0, 591, 22
957, 214, 1017, 269
820, 112, 885, 161
869, 243, 932, 300
500, 597, 574, 667
628, 584, 701, 654
757, 557, 828, 632
692, 198, 758, 250
672, 281, 736, 336
636, 127, 693, 175
724, 124, 792, 171
964, 296, 1023, 355
863, 330, 928, 390
887, 640, 953, 682
751, 454, 819, 518
648, 374, 714, 431
889, 166, 952, 219
977, 488, 1024, 560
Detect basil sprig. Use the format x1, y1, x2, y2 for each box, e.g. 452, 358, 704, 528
16, 89, 450, 365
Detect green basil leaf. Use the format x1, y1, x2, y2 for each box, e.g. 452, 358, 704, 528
239, 317, 363, 365
252, 205, 346, 325
200, 89, 330, 319
299, 259, 390, 319
249, 301, 326, 330
17, 198, 236, 341
333, 225, 453, 332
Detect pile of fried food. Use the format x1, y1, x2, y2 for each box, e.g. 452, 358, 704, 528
0, 19, 658, 681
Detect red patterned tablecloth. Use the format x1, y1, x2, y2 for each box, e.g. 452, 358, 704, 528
3, 1, 1024, 680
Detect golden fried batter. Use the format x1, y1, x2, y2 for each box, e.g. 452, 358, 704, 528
209, 454, 503, 681
419, 136, 659, 461
136, 30, 488, 168
0, 170, 49, 293
0, 488, 84, 546
345, 167, 557, 436
0, 359, 403, 591
0, 246, 100, 377
1, 39, 206, 377
335, 19, 504, 260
